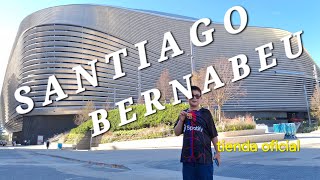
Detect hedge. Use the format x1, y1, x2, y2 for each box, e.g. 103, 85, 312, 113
65, 103, 257, 143
65, 103, 188, 143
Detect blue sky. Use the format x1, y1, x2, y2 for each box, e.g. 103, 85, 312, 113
0, 0, 319, 91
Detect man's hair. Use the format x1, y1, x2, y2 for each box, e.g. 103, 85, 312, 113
191, 86, 201, 94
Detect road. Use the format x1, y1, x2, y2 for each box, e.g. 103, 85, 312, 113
0, 149, 107, 180
0, 133, 319, 179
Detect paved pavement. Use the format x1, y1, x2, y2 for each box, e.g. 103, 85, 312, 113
0, 133, 319, 179
0, 149, 104, 180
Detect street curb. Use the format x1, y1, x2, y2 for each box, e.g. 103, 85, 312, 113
31, 151, 131, 170
93, 133, 285, 150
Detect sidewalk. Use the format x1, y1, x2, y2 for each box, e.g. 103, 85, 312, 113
6, 143, 73, 150
10, 132, 319, 179
310, 129, 320, 134
9, 132, 320, 151
92, 132, 318, 150
23, 149, 247, 180
28, 132, 320, 163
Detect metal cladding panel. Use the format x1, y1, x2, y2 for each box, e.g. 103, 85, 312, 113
1, 4, 319, 132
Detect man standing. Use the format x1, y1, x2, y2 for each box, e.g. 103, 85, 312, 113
174, 86, 221, 180
46, 140, 50, 149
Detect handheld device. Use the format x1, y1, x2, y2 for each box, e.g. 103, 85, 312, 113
186, 113, 192, 119
214, 152, 219, 167
186, 110, 192, 120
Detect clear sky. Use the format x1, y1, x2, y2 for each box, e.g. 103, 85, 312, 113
0, 0, 319, 92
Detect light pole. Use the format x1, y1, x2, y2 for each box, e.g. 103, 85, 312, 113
113, 88, 116, 108
89, 128, 93, 151
189, 39, 195, 74
137, 70, 141, 101
303, 79, 312, 126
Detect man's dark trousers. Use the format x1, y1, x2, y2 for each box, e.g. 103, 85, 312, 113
183, 162, 214, 180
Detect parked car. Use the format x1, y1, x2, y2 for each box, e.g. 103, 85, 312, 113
0, 140, 7, 146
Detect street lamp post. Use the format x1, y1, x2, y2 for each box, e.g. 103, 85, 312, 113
89, 128, 93, 151
303, 79, 312, 126
113, 88, 116, 108
190, 39, 195, 74
137, 70, 141, 99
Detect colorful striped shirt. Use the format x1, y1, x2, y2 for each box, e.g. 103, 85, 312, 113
174, 108, 218, 164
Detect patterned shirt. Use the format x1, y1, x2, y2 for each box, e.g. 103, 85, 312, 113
174, 108, 218, 164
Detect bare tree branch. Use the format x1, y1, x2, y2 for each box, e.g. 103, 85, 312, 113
74, 100, 96, 125
192, 58, 246, 122
311, 86, 320, 124
156, 69, 172, 103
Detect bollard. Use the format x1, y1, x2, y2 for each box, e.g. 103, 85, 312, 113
58, 143, 63, 150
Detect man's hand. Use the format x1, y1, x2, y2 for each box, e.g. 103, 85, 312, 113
179, 111, 188, 122
174, 111, 188, 136
213, 152, 221, 166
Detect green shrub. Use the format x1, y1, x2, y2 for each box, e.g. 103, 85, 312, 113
65, 133, 85, 144
70, 119, 93, 134
100, 125, 174, 143
64, 119, 94, 144
64, 103, 257, 143
79, 103, 189, 132
300, 125, 318, 133
296, 120, 319, 133
65, 103, 188, 143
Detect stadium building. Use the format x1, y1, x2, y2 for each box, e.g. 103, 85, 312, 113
0, 4, 319, 144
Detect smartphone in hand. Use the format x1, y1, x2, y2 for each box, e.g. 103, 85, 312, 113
186, 110, 192, 120
214, 152, 219, 167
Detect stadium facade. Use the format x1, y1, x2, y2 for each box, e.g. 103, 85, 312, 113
1, 4, 319, 144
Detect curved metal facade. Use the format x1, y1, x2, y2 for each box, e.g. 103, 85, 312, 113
1, 4, 319, 133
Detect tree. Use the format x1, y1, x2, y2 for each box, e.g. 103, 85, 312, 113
137, 97, 145, 104
74, 100, 96, 125
192, 68, 211, 109
192, 58, 245, 122
156, 69, 172, 103
310, 86, 320, 124
104, 97, 112, 111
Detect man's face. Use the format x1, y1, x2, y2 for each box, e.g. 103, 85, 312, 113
189, 90, 201, 107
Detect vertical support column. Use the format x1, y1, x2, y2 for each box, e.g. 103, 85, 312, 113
303, 79, 311, 126
190, 39, 195, 74
113, 88, 116, 108
138, 70, 141, 98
